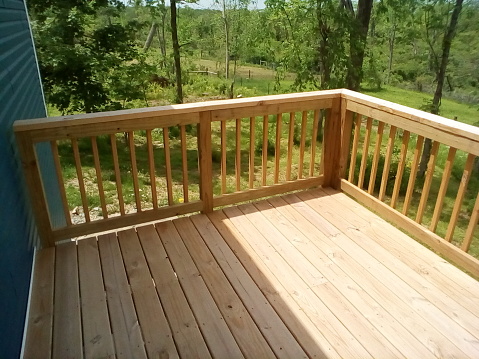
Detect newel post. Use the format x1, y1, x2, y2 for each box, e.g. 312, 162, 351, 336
15, 131, 55, 247
322, 97, 343, 189
198, 111, 213, 213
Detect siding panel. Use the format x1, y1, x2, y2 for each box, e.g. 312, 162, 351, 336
0, 1, 62, 358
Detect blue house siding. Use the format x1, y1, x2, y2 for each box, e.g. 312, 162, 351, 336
0, 0, 63, 357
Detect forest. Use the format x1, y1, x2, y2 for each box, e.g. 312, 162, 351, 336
27, 0, 479, 116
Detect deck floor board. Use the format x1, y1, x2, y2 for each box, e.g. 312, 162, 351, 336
97, 232, 147, 359
117, 228, 179, 359
24, 189, 479, 359
77, 237, 115, 359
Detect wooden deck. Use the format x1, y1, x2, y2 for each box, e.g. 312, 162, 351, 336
24, 188, 479, 359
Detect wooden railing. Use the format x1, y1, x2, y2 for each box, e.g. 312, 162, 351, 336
14, 89, 479, 275
14, 91, 339, 246
339, 90, 479, 275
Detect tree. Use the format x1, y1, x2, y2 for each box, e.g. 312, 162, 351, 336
430, 0, 463, 115
214, 0, 250, 98
342, 0, 374, 91
266, 0, 345, 90
315, 0, 350, 89
266, 0, 374, 91
29, 0, 149, 114
418, 0, 464, 177
171, 0, 183, 103
376, 0, 419, 84
219, 0, 231, 79
142, 0, 168, 65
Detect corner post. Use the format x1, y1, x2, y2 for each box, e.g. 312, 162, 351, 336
322, 97, 342, 189
15, 131, 55, 247
198, 111, 213, 213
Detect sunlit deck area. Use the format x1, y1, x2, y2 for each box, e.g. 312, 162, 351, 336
24, 188, 479, 359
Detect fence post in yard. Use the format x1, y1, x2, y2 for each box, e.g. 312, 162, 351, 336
322, 97, 343, 189
198, 111, 213, 213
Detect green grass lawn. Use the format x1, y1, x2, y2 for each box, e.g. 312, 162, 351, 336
362, 85, 479, 126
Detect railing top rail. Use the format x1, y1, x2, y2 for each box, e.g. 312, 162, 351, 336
15, 89, 478, 145
13, 90, 342, 134
342, 89, 479, 142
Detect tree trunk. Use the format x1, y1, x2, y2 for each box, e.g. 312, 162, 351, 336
387, 24, 396, 85
159, 11, 167, 58
317, 0, 331, 88
170, 0, 183, 104
345, 0, 374, 91
431, 0, 463, 115
222, 0, 230, 79
418, 0, 463, 177
144, 23, 158, 51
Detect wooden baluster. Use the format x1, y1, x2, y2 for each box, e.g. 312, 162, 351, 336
310, 109, 320, 177
416, 141, 440, 224
390, 131, 410, 209
262, 115, 268, 186
430, 147, 456, 232
180, 125, 189, 203
146, 130, 158, 209
339, 105, 354, 181
50, 141, 72, 225
321, 110, 327, 175
221, 120, 227, 194
286, 112, 295, 181
235, 119, 241, 192
91, 137, 108, 218
348, 114, 361, 183
71, 138, 90, 222
368, 121, 385, 194
357, 117, 373, 189
110, 134, 125, 215
249, 117, 255, 189
462, 191, 479, 252
127, 131, 141, 212
298, 111, 307, 179
378, 126, 397, 201
402, 135, 424, 216
445, 153, 475, 242
274, 113, 282, 183
198, 112, 213, 213
163, 127, 174, 205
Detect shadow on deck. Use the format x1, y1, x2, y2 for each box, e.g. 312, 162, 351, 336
24, 188, 479, 359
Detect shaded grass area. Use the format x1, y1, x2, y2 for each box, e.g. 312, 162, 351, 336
209, 112, 323, 195
58, 130, 201, 217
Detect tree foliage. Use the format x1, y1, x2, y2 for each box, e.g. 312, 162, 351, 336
27, 0, 479, 114
265, 0, 374, 90
29, 0, 152, 114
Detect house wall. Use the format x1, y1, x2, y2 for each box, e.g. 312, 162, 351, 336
0, 0, 62, 357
